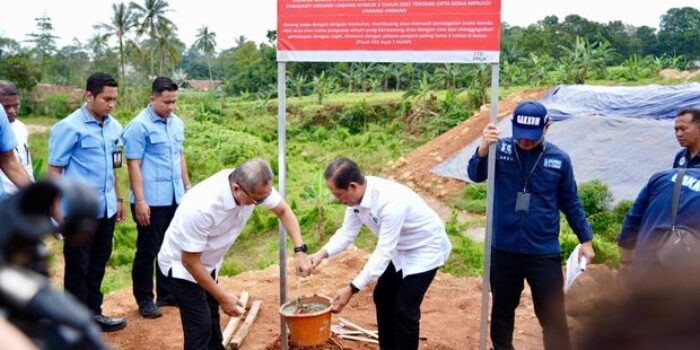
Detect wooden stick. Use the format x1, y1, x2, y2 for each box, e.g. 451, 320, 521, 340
339, 334, 379, 344
338, 330, 376, 336
221, 291, 250, 346
338, 317, 379, 339
229, 299, 263, 349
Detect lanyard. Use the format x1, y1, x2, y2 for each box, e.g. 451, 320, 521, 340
512, 140, 546, 192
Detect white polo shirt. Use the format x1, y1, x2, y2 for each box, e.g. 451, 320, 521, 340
0, 119, 34, 194
158, 168, 281, 283
322, 176, 452, 290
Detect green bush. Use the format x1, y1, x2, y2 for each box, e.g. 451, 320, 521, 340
31, 92, 81, 119
184, 121, 276, 182
338, 100, 375, 134
451, 183, 488, 214
578, 180, 613, 216
109, 224, 136, 267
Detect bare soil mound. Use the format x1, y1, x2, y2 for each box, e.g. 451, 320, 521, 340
386, 88, 550, 199
102, 248, 615, 349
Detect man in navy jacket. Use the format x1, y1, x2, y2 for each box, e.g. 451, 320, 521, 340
673, 108, 700, 169
618, 167, 700, 275
467, 100, 594, 350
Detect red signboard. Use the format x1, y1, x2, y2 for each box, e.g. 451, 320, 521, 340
278, 0, 501, 63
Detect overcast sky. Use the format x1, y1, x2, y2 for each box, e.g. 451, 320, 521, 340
0, 0, 697, 51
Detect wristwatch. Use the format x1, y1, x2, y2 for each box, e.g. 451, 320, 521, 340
349, 282, 360, 294
294, 243, 308, 254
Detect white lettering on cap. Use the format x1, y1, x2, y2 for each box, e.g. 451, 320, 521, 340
516, 115, 542, 126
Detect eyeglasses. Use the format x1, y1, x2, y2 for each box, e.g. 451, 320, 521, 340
238, 185, 268, 205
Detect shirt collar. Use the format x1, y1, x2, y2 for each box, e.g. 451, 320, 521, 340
147, 105, 169, 123
357, 177, 374, 209
221, 171, 238, 210
81, 104, 110, 124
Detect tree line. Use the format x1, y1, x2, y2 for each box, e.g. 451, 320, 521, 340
0, 2, 698, 98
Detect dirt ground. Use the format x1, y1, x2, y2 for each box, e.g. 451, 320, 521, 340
386, 88, 550, 200
102, 248, 615, 350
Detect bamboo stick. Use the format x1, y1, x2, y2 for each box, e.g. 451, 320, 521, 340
338, 318, 379, 339
221, 291, 250, 346
229, 299, 263, 349
339, 334, 379, 344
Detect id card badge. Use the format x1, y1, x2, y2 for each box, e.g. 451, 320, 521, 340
112, 149, 123, 168
515, 192, 531, 214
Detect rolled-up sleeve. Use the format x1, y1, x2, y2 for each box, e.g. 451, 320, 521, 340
48, 122, 79, 167
323, 207, 363, 258
351, 201, 406, 290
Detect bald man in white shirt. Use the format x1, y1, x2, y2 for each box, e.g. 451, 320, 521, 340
309, 157, 452, 350
158, 158, 312, 350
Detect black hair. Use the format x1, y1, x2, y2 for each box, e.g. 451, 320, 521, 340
677, 108, 700, 124
151, 77, 178, 96
85, 72, 118, 96
324, 158, 366, 190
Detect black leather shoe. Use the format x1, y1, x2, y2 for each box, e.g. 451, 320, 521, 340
138, 300, 162, 319
156, 296, 178, 308
94, 314, 127, 332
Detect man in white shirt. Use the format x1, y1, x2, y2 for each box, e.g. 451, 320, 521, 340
0, 81, 34, 194
158, 158, 312, 350
309, 157, 452, 350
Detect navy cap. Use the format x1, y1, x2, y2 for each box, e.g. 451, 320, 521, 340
512, 101, 550, 141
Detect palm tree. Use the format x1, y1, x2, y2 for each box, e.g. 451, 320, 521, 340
152, 21, 183, 75
193, 26, 217, 88
130, 0, 175, 75
235, 35, 247, 47
434, 63, 460, 89
375, 64, 392, 91
391, 63, 403, 90
96, 2, 137, 81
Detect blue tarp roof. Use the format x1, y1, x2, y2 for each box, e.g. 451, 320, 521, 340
432, 83, 700, 201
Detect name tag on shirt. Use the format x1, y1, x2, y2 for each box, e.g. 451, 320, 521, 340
543, 158, 562, 169
113, 140, 123, 168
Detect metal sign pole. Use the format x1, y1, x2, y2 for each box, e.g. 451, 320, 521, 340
277, 61, 289, 350
479, 62, 500, 350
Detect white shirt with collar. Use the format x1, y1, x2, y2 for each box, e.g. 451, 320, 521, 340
0, 119, 34, 194
158, 168, 281, 283
322, 176, 452, 290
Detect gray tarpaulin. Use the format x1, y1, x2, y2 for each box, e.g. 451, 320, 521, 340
432, 83, 700, 201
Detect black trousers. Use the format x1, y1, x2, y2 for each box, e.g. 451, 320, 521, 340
490, 249, 570, 350
131, 202, 177, 304
63, 215, 116, 315
373, 262, 437, 350
170, 271, 224, 350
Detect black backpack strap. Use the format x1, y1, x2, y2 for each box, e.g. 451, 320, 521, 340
671, 169, 687, 229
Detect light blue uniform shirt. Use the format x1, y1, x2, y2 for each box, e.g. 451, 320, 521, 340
49, 105, 123, 218
122, 106, 185, 206
0, 105, 18, 200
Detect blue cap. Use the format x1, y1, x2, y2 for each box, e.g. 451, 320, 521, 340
512, 101, 550, 141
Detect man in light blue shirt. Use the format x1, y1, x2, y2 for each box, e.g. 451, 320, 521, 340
48, 72, 126, 333
0, 104, 31, 199
123, 77, 191, 318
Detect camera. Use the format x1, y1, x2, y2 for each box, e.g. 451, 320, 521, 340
0, 180, 109, 350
